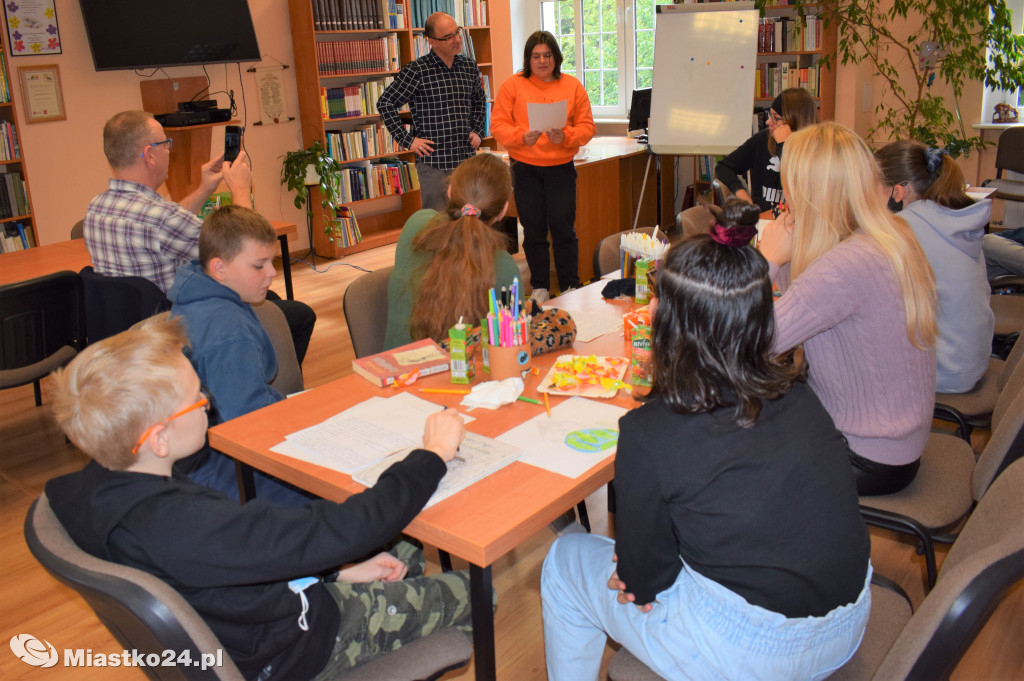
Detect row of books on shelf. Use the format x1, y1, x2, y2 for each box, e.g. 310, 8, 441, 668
333, 157, 419, 203
0, 222, 34, 253
409, 0, 487, 29
326, 122, 399, 161
695, 155, 723, 183
311, 0, 404, 31
0, 169, 28, 218
316, 35, 400, 75
0, 120, 21, 161
758, 15, 822, 53
754, 63, 822, 99
320, 78, 393, 119
331, 206, 364, 248
0, 52, 10, 103
413, 30, 477, 61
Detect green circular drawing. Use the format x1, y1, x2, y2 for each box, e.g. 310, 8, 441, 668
564, 428, 619, 453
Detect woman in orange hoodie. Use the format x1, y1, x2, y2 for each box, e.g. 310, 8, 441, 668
492, 31, 595, 303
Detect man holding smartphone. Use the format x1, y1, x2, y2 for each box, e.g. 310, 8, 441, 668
84, 110, 316, 363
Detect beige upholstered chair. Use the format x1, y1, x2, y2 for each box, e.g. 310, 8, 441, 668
343, 266, 393, 358
860, 374, 1024, 590
70, 219, 84, 240
609, 456, 1024, 681
25, 493, 473, 681
592, 227, 659, 278
251, 300, 304, 395
934, 331, 1024, 441
676, 206, 715, 240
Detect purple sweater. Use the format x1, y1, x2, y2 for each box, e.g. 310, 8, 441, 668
770, 234, 936, 466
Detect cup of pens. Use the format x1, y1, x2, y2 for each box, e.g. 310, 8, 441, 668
619, 228, 668, 279
484, 283, 532, 380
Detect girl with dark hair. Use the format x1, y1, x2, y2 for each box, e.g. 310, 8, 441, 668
383, 152, 523, 349
876, 139, 993, 393
491, 30, 595, 303
541, 198, 872, 681
715, 87, 817, 214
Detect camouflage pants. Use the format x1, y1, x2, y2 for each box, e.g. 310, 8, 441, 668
312, 541, 472, 679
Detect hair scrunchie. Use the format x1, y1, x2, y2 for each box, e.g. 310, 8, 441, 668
461, 203, 481, 217
709, 222, 758, 248
924, 146, 949, 174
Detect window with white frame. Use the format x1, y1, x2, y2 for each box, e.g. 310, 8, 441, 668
540, 0, 659, 119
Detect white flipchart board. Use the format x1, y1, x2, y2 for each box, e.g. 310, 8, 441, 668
649, 2, 759, 155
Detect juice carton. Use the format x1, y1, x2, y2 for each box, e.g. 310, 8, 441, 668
448, 323, 475, 383
630, 325, 653, 387
635, 258, 653, 305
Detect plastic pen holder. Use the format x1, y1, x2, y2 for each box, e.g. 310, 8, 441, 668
486, 342, 532, 380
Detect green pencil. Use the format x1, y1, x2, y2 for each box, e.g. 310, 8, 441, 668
516, 395, 541, 405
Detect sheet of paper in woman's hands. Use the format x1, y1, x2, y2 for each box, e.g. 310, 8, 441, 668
528, 100, 567, 131
496, 396, 627, 478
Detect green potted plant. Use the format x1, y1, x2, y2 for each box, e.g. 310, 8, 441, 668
768, 0, 1024, 156
280, 139, 344, 239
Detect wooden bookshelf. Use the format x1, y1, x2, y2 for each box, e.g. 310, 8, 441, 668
289, 0, 493, 258
0, 34, 37, 251
756, 4, 837, 121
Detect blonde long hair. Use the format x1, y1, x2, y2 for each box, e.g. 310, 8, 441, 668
409, 153, 510, 342
782, 122, 936, 349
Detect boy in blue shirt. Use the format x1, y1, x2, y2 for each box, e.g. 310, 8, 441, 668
47, 315, 472, 680
168, 205, 307, 504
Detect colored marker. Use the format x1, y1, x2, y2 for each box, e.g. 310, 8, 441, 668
543, 392, 551, 418
516, 395, 541, 405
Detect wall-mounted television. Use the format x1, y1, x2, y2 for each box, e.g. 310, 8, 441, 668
78, 0, 261, 71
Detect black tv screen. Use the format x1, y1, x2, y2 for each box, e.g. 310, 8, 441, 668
79, 0, 261, 71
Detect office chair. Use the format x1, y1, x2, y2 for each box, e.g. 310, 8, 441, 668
676, 206, 715, 240
981, 127, 1024, 220
70, 220, 84, 240
933, 327, 1024, 441
79, 266, 171, 345
343, 267, 393, 358
25, 493, 473, 681
0, 270, 85, 406
608, 456, 1024, 681
592, 227, 658, 278
860, 373, 1024, 591
251, 300, 304, 395
989, 276, 1024, 356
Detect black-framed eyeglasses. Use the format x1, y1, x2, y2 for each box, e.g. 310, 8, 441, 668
141, 138, 173, 158
430, 26, 463, 42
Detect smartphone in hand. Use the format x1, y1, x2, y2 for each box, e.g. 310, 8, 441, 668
224, 125, 243, 163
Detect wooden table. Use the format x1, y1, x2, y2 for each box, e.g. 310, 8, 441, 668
208, 281, 640, 680
0, 222, 298, 298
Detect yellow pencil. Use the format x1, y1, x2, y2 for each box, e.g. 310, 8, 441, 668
419, 388, 471, 394
543, 391, 551, 418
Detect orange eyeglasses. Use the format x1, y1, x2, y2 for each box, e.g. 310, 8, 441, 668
132, 395, 209, 455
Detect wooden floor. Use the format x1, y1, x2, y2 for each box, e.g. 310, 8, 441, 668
1, 246, 1022, 680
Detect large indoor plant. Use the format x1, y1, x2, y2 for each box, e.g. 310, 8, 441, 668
281, 139, 344, 238
768, 0, 1024, 156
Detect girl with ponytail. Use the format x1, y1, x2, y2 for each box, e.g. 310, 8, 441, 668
876, 139, 993, 394
384, 152, 523, 349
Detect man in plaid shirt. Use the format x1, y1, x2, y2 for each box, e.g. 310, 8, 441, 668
376, 12, 487, 211
84, 111, 252, 294
83, 111, 316, 364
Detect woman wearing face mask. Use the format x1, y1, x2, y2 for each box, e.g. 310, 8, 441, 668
876, 140, 993, 394
715, 88, 817, 215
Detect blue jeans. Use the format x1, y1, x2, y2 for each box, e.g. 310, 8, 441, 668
188, 449, 315, 508
541, 534, 871, 681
